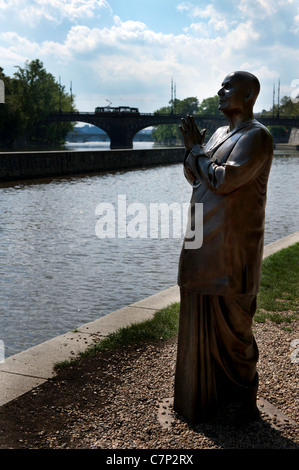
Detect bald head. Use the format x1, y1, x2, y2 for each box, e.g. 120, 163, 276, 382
225, 71, 260, 104
217, 71, 261, 124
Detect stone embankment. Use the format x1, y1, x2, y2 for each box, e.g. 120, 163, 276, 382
0, 147, 185, 182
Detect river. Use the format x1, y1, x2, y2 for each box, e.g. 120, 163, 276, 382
0, 146, 298, 357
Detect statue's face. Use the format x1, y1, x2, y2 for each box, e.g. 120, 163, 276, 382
217, 73, 249, 114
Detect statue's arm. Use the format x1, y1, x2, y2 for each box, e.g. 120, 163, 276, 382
179, 115, 207, 186
182, 151, 197, 184
185, 128, 273, 194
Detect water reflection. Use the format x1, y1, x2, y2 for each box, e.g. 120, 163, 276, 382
0, 149, 298, 357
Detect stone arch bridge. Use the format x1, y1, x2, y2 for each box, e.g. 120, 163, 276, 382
46, 111, 299, 149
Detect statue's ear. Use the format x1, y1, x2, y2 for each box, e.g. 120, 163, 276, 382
244, 88, 255, 102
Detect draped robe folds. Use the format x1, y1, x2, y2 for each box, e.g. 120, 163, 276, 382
174, 119, 273, 423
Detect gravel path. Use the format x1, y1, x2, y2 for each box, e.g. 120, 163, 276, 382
0, 318, 298, 449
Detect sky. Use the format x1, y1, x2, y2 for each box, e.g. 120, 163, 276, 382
0, 0, 298, 114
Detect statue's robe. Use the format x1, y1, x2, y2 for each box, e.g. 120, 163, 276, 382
174, 119, 273, 423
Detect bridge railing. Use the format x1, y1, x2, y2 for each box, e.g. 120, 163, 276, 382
48, 110, 298, 117
46, 111, 299, 127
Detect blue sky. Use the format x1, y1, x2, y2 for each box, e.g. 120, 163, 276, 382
0, 0, 298, 113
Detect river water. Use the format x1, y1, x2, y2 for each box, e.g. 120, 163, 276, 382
0, 146, 298, 357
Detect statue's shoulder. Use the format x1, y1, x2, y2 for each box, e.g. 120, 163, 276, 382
244, 119, 273, 143
250, 119, 271, 135
239, 120, 274, 157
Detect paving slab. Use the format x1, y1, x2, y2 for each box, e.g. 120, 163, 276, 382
131, 285, 180, 310
0, 330, 99, 378
0, 372, 46, 407
78, 305, 160, 336
263, 231, 299, 259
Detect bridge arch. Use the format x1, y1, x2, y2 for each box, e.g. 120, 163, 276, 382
46, 112, 299, 149
67, 124, 110, 144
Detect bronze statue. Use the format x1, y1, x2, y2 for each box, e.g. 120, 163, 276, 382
174, 71, 273, 424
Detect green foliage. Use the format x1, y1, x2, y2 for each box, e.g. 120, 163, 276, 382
81, 302, 180, 357
54, 302, 180, 370
0, 68, 24, 145
0, 59, 75, 148
152, 95, 222, 144
255, 243, 299, 323
197, 95, 222, 116
279, 96, 299, 116
152, 97, 200, 144
260, 95, 299, 117
259, 96, 299, 138
267, 125, 289, 138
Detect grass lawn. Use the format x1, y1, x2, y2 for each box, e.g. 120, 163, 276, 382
54, 242, 298, 370
255, 242, 298, 323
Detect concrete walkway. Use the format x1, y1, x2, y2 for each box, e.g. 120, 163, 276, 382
1, 231, 298, 407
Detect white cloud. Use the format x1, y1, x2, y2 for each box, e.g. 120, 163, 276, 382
223, 21, 260, 53
187, 22, 209, 37
291, 14, 299, 34
237, 0, 275, 18
0, 32, 41, 65
179, 2, 230, 36
0, 0, 111, 25
0, 1, 298, 113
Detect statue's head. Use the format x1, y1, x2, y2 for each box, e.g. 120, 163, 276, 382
217, 71, 260, 116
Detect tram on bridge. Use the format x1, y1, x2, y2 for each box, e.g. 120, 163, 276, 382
95, 106, 139, 114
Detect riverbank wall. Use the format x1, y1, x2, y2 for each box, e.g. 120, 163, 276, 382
275, 143, 299, 151
0, 147, 185, 182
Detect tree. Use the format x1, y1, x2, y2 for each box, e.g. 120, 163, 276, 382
0, 59, 75, 148
152, 97, 199, 145
279, 96, 299, 116
152, 95, 224, 144
0, 67, 25, 146
259, 95, 299, 117
197, 95, 222, 116
258, 96, 299, 140
14, 59, 75, 146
